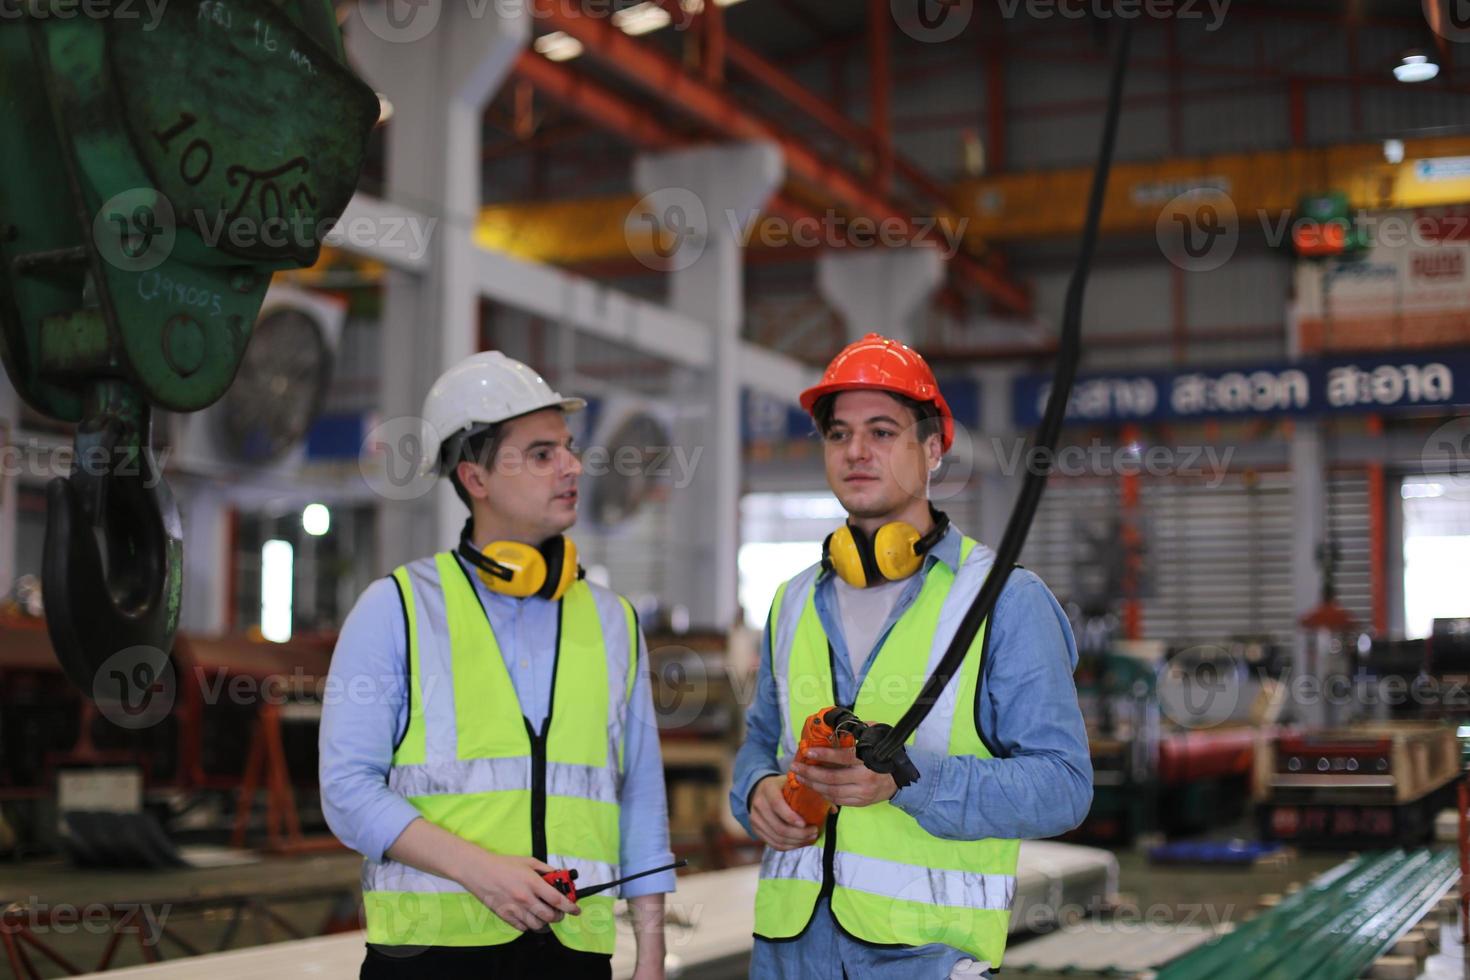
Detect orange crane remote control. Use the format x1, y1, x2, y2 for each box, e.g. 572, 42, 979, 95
782, 705, 858, 826
783, 706, 922, 826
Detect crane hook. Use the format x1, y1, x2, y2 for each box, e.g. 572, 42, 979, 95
42, 381, 182, 698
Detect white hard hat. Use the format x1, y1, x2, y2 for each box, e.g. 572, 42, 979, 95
418, 351, 586, 477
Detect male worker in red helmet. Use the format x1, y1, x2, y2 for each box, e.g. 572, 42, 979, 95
731, 333, 1092, 979
321, 351, 674, 979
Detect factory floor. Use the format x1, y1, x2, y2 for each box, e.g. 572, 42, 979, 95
5, 844, 1466, 978
1008, 842, 1467, 979
2, 849, 362, 975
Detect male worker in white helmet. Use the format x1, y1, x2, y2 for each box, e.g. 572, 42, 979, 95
731, 333, 1092, 979
321, 351, 675, 979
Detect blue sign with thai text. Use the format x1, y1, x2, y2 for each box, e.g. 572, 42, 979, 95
1012, 348, 1470, 426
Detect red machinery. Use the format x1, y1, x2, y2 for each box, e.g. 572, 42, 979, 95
0, 615, 339, 857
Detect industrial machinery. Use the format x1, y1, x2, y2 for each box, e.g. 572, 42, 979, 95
0, 0, 376, 695
1256, 722, 1461, 848
0, 615, 336, 861
1361, 618, 1470, 724
1075, 640, 1286, 843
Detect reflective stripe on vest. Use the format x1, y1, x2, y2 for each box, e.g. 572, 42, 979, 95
754, 538, 1021, 967
361, 552, 636, 953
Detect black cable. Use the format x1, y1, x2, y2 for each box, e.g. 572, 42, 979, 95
870, 18, 1134, 765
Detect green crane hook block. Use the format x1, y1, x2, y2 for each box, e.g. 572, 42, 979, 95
0, 0, 378, 694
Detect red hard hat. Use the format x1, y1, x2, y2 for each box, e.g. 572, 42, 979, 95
799, 332, 955, 451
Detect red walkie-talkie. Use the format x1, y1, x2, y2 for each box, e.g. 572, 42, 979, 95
542, 859, 687, 903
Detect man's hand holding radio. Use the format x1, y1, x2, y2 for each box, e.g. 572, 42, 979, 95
792, 746, 900, 809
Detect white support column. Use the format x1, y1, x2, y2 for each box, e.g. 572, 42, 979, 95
344, 2, 528, 567
976, 365, 1020, 549
0, 368, 18, 598
633, 142, 783, 630
1285, 316, 1329, 726
1290, 422, 1328, 727
176, 481, 231, 634
816, 248, 944, 344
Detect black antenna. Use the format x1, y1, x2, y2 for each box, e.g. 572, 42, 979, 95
869, 19, 1135, 764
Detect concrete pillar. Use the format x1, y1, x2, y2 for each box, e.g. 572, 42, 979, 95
633, 142, 782, 630
176, 481, 231, 634
0, 368, 17, 598
1289, 422, 1328, 727
344, 0, 527, 568
976, 365, 1021, 549
816, 248, 944, 344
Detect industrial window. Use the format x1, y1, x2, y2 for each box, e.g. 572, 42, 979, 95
1401, 475, 1470, 639
738, 492, 842, 631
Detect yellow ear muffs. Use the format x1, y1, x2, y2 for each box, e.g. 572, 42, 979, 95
473, 536, 580, 601
823, 509, 951, 587
475, 541, 548, 598
540, 535, 579, 602
873, 522, 925, 581
823, 527, 872, 589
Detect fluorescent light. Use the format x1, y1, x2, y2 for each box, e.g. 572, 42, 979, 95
534, 30, 584, 62
1402, 482, 1446, 499
1383, 139, 1405, 164
613, 1, 671, 35
682, 0, 748, 10
302, 503, 331, 536
1394, 53, 1439, 83
261, 539, 294, 643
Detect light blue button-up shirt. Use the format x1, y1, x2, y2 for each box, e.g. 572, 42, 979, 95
730, 525, 1093, 979
319, 552, 676, 900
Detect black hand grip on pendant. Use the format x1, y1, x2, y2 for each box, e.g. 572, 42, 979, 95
868, 19, 1134, 767
42, 416, 183, 697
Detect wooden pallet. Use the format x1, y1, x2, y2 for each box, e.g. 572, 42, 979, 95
1267, 723, 1460, 804
1363, 890, 1457, 980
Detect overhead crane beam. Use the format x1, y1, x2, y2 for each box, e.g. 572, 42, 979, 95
521, 3, 1033, 315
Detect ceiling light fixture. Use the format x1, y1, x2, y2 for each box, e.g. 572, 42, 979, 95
1393, 51, 1439, 83
613, 1, 672, 36
534, 30, 584, 61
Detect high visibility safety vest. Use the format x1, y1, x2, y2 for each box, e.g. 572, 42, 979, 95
753, 537, 1020, 967
360, 552, 638, 953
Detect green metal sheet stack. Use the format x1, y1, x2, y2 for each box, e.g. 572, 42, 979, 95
1157, 849, 1457, 980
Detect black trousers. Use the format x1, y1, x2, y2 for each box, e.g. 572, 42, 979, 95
360, 932, 612, 979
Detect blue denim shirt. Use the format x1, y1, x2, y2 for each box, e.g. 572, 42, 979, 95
730, 526, 1092, 979
319, 553, 676, 899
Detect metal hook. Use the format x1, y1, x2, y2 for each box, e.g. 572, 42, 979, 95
42, 382, 183, 697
